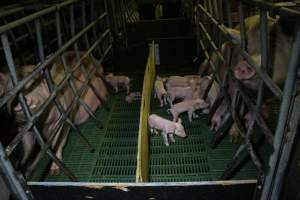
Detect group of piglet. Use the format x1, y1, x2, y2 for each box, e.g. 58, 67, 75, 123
148, 74, 220, 146
104, 73, 142, 103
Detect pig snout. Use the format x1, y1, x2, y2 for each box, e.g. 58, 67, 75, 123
234, 60, 256, 80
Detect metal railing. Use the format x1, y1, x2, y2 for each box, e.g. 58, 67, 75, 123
195, 1, 300, 199
0, 0, 112, 199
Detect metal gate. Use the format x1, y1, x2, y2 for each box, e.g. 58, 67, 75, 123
195, 0, 300, 199
0, 0, 113, 199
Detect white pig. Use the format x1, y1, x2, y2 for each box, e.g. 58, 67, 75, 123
167, 86, 196, 106
168, 98, 209, 122
105, 73, 131, 94
148, 114, 186, 146
165, 77, 196, 91
125, 92, 141, 103
154, 76, 167, 107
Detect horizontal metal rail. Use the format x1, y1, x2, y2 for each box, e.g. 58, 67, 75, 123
4, 29, 110, 158
0, 12, 107, 108
0, 0, 81, 34
197, 3, 283, 100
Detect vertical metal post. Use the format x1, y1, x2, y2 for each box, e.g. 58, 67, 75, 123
69, 2, 105, 128
0, 143, 32, 200
224, 0, 232, 27
261, 30, 300, 200
238, 2, 248, 52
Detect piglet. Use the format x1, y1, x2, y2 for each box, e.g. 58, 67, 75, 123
148, 114, 186, 146
125, 92, 141, 103
105, 73, 131, 94
154, 76, 167, 107
165, 76, 196, 91
167, 86, 197, 106
168, 99, 209, 122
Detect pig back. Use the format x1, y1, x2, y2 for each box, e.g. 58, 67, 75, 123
149, 114, 176, 133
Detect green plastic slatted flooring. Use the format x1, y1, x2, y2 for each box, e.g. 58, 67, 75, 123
31, 74, 143, 182
149, 101, 259, 182
32, 70, 273, 183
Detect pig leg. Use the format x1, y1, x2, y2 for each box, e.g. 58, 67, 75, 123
161, 132, 169, 146
169, 133, 176, 143
154, 129, 159, 135
163, 94, 167, 106
150, 128, 154, 134
50, 130, 70, 175
229, 123, 240, 143
188, 110, 194, 122
114, 85, 118, 93
192, 111, 199, 118
158, 94, 164, 107
21, 132, 35, 165
126, 84, 130, 94
169, 109, 178, 122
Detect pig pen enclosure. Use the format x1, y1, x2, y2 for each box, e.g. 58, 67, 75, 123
0, 0, 300, 199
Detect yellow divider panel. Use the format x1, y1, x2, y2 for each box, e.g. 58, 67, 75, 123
136, 41, 156, 182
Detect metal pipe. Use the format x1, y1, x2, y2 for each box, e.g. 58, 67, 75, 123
261, 29, 300, 200
1, 32, 78, 181
271, 94, 300, 199
0, 143, 32, 200
0, 12, 107, 108
197, 4, 283, 99
0, 0, 81, 34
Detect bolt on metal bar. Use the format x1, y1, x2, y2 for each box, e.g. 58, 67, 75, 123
1, 33, 77, 181
261, 29, 300, 200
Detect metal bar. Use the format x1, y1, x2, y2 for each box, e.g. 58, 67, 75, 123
1, 33, 77, 182
35, 17, 95, 153
240, 0, 300, 17
69, 3, 105, 128
0, 0, 81, 34
0, 7, 25, 18
224, 0, 232, 27
0, 143, 33, 200
5, 29, 110, 159
197, 4, 283, 99
238, 2, 248, 52
0, 12, 108, 107
271, 94, 300, 199
261, 29, 300, 200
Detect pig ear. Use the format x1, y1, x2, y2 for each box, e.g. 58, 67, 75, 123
226, 28, 241, 42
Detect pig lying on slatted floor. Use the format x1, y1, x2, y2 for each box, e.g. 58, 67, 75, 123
148, 114, 186, 146
0, 51, 108, 175
105, 73, 131, 94
154, 76, 167, 107
168, 98, 209, 122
